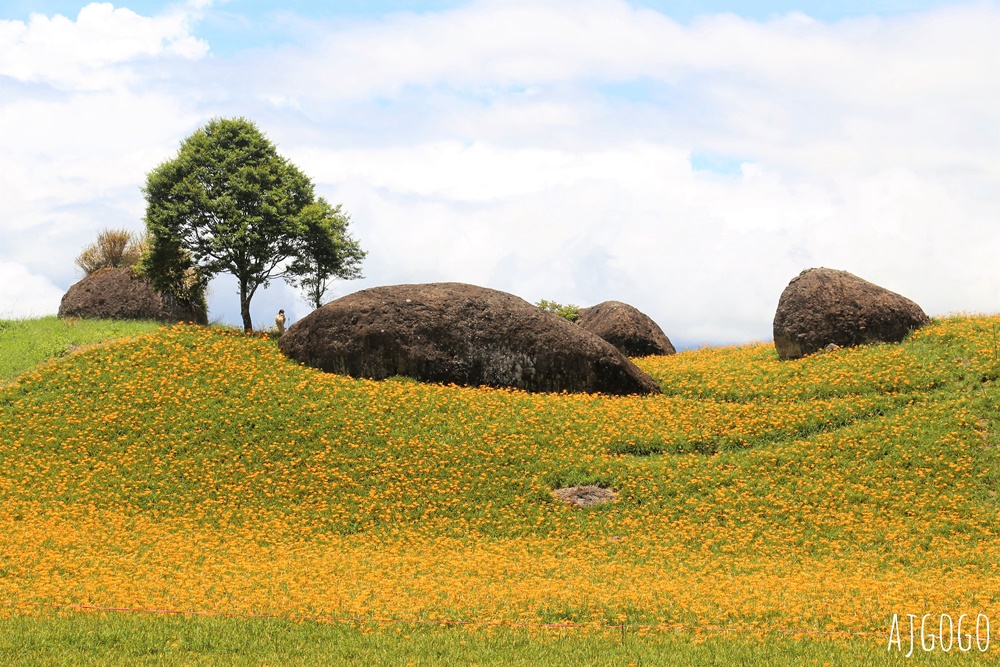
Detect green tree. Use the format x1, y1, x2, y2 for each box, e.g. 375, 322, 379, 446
142, 117, 361, 332
286, 197, 366, 309
137, 237, 209, 324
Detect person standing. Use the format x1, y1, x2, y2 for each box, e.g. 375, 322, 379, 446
275, 309, 286, 336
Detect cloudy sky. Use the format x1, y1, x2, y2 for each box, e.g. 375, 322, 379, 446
2, 0, 998, 347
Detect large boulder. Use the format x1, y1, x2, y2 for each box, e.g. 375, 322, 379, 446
58, 267, 206, 324
279, 282, 661, 395
772, 268, 929, 360
576, 300, 676, 357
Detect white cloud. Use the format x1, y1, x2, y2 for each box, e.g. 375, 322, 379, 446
0, 89, 204, 287
0, 90, 199, 213
0, 3, 207, 298
264, 0, 1000, 344
263, 1, 1000, 110
264, 0, 680, 100
296, 141, 694, 202
0, 261, 64, 318
0, 2, 209, 90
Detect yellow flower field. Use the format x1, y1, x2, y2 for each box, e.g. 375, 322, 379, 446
1, 315, 999, 645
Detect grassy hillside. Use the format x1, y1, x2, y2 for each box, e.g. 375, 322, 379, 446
0, 316, 160, 383
2, 315, 1000, 664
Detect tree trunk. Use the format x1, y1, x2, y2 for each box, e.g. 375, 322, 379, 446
310, 282, 322, 310
240, 280, 253, 333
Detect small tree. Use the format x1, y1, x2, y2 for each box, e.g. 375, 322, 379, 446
537, 299, 580, 322
75, 228, 147, 275
286, 198, 366, 309
142, 117, 357, 332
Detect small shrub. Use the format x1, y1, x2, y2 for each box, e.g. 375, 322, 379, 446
536, 299, 580, 322
75, 228, 148, 275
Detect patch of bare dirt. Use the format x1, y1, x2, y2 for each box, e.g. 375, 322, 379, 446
551, 485, 618, 507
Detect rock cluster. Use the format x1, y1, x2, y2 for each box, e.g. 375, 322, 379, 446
278, 282, 661, 395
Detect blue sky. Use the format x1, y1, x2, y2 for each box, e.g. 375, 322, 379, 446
1, 0, 998, 346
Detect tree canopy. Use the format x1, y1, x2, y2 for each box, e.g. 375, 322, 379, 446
141, 117, 364, 332
286, 198, 366, 309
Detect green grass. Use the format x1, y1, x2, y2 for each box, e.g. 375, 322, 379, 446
3, 314, 1000, 664
2, 610, 991, 666
0, 316, 161, 383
